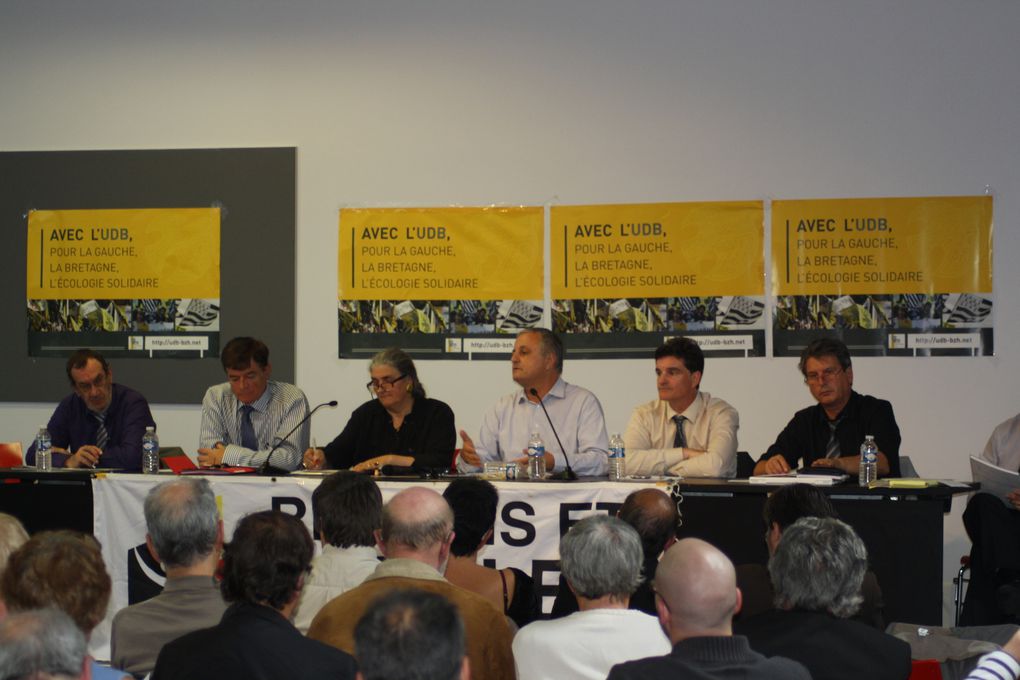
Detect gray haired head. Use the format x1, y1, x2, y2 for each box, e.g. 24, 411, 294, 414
768, 516, 867, 618
0, 606, 87, 679
144, 477, 219, 569
560, 514, 643, 601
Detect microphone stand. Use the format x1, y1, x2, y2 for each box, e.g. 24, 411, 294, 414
258, 400, 338, 476
529, 388, 578, 481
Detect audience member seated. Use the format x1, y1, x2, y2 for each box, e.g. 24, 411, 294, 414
962, 412, 1020, 625
0, 607, 90, 680
513, 514, 671, 680
443, 477, 540, 629
754, 337, 901, 477
961, 626, 1020, 680
151, 510, 356, 680
735, 483, 885, 628
1, 530, 130, 679
355, 589, 469, 680
0, 512, 28, 618
303, 348, 455, 474
457, 329, 609, 477
552, 487, 677, 618
308, 486, 515, 680
735, 517, 911, 680
293, 471, 383, 633
198, 336, 310, 470
25, 348, 156, 470
110, 477, 227, 676
623, 337, 740, 477
607, 538, 811, 680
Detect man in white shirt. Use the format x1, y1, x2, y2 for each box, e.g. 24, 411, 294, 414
458, 329, 609, 477
513, 514, 672, 680
624, 337, 739, 477
292, 471, 381, 633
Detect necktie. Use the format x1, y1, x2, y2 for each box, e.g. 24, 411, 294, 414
94, 413, 109, 450
825, 419, 842, 459
673, 415, 687, 449
240, 405, 258, 451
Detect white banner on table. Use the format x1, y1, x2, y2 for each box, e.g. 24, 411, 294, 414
91, 474, 657, 659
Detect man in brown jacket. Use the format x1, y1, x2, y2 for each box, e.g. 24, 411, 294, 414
308, 486, 515, 680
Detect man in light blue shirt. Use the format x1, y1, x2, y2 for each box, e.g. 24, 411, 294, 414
198, 337, 309, 470
458, 329, 608, 477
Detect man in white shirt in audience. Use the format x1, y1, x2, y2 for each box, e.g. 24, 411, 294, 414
513, 514, 672, 680
624, 337, 739, 477
458, 328, 609, 477
198, 336, 309, 470
292, 471, 382, 633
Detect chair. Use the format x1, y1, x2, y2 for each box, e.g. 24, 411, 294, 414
909, 659, 942, 680
900, 455, 920, 478
0, 442, 23, 468
954, 555, 971, 626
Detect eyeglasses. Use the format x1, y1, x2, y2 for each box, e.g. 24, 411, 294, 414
803, 366, 844, 385
366, 374, 408, 395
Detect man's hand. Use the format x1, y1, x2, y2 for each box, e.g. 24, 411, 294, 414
303, 448, 325, 470
459, 430, 480, 467
513, 451, 555, 472
65, 445, 102, 469
761, 455, 791, 474
811, 457, 851, 472
197, 443, 226, 467
1007, 489, 1020, 511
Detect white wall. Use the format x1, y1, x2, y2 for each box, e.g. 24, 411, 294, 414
3, 0, 1019, 622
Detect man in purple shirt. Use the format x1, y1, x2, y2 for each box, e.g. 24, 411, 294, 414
26, 349, 155, 471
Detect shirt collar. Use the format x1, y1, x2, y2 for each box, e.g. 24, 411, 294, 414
515, 376, 566, 404
669, 391, 705, 422
237, 383, 273, 414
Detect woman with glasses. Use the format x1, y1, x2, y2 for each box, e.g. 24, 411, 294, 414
302, 348, 456, 474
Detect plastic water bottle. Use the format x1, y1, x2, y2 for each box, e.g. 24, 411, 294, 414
527, 431, 546, 480
142, 426, 160, 474
35, 426, 52, 471
608, 433, 626, 481
859, 435, 878, 487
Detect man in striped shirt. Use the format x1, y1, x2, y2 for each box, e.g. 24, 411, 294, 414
198, 337, 309, 470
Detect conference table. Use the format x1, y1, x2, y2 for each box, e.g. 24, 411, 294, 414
0, 467, 971, 629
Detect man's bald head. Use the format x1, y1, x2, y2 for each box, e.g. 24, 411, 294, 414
654, 538, 740, 642
379, 487, 454, 567
618, 488, 678, 559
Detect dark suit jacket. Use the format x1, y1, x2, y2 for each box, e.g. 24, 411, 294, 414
735, 563, 886, 629
735, 609, 912, 680
151, 602, 357, 680
608, 635, 811, 680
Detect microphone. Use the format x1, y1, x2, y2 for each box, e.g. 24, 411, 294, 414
529, 388, 578, 481
259, 400, 338, 476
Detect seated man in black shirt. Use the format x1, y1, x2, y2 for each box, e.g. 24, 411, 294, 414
754, 337, 901, 477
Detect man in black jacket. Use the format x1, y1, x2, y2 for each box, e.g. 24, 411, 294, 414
152, 510, 357, 680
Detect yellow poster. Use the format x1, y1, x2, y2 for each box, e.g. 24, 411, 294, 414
772, 196, 993, 295
27, 208, 220, 299
551, 201, 764, 299
338, 207, 544, 300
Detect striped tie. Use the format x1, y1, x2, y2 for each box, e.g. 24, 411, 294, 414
240, 405, 258, 451
673, 415, 687, 449
825, 419, 842, 459
95, 413, 109, 450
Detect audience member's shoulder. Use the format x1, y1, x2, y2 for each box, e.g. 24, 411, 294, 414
762, 655, 813, 679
